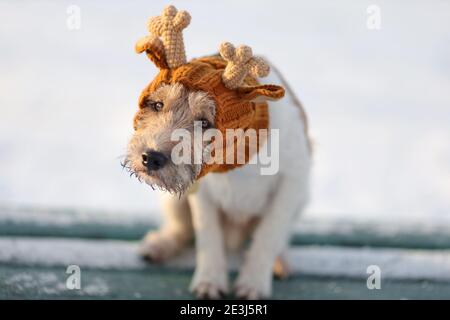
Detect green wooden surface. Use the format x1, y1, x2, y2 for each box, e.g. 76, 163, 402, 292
1, 265, 449, 300
2, 206, 450, 299
2, 206, 450, 249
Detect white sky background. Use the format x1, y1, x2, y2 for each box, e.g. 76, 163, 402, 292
0, 0, 449, 223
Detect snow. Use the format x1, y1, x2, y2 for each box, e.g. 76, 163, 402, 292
4, 271, 110, 297
0, 1, 449, 223
2, 237, 450, 281
0, 205, 159, 227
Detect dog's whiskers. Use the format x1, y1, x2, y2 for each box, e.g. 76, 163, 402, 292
120, 157, 143, 182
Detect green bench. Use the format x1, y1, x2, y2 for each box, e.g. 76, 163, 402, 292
1, 206, 450, 299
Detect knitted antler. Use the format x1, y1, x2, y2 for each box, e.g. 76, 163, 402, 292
219, 42, 270, 89
147, 5, 191, 68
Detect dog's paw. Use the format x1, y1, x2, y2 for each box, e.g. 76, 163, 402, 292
138, 231, 181, 263
190, 268, 228, 299
235, 270, 272, 300
191, 282, 225, 300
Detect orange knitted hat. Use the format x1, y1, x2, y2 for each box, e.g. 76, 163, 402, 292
134, 5, 285, 178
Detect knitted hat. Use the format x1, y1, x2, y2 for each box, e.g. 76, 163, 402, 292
134, 5, 285, 178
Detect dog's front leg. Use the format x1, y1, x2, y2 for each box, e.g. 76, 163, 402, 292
139, 193, 193, 262
188, 191, 228, 299
235, 177, 307, 299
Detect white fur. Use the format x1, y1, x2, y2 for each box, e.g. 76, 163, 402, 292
140, 65, 311, 299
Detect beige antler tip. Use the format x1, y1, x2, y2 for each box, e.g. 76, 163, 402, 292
144, 5, 191, 68
236, 45, 253, 63
173, 10, 191, 30
220, 42, 270, 89
219, 42, 235, 60
258, 64, 270, 77
163, 5, 177, 17
147, 16, 159, 34
249, 57, 270, 78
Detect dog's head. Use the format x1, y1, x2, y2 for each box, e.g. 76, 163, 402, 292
125, 83, 215, 194
123, 5, 284, 194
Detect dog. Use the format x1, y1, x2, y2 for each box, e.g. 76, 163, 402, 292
124, 5, 311, 299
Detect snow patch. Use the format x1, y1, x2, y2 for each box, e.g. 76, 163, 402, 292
2, 237, 450, 282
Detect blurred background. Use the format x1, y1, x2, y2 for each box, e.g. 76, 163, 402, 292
0, 0, 449, 226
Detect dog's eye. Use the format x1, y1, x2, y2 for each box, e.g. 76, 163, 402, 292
143, 99, 164, 112
198, 118, 211, 129
151, 101, 164, 112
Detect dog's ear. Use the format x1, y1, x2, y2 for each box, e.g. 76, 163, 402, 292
237, 84, 285, 103
135, 34, 169, 69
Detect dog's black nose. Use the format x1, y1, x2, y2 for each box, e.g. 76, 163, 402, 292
142, 149, 168, 171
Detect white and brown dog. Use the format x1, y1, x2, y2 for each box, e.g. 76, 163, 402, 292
124, 5, 311, 299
